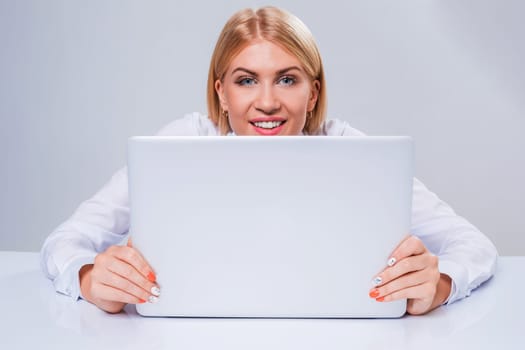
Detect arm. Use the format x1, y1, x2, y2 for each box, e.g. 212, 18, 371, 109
331, 119, 497, 311
368, 178, 498, 315
40, 167, 131, 300
40, 115, 208, 311
40, 167, 160, 313
410, 178, 498, 304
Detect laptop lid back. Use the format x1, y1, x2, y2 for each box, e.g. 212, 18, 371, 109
128, 136, 413, 318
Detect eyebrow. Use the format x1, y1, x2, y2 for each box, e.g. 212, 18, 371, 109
230, 66, 303, 76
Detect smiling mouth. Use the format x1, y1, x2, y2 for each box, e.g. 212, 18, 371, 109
250, 120, 286, 129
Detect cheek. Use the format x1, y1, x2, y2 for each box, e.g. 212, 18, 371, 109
227, 105, 254, 135
288, 90, 311, 117
225, 88, 251, 113
229, 120, 256, 136
286, 115, 307, 134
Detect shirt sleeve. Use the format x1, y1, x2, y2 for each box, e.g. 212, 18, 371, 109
40, 113, 212, 300
410, 178, 498, 304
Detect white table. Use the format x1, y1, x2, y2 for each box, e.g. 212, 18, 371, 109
1, 252, 523, 349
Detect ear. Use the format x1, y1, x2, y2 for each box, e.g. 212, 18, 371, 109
307, 80, 320, 111
215, 79, 228, 111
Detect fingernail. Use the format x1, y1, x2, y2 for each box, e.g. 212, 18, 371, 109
387, 257, 396, 266
369, 289, 380, 298
147, 272, 156, 282
151, 286, 161, 297
138, 299, 146, 304
372, 276, 382, 286
148, 295, 159, 303
376, 296, 385, 302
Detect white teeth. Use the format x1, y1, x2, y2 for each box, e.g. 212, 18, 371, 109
253, 121, 284, 129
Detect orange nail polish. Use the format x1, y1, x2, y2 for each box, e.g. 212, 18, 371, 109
138, 299, 146, 304
369, 289, 380, 298
147, 272, 156, 282
376, 296, 385, 302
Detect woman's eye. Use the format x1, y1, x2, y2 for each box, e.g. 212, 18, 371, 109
278, 76, 296, 86
237, 77, 256, 86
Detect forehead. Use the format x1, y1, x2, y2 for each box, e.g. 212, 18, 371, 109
228, 39, 302, 72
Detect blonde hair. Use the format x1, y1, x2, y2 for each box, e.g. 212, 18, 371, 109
207, 6, 327, 135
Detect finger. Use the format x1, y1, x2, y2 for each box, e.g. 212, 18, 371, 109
127, 237, 133, 247
92, 281, 148, 305
373, 281, 436, 304
104, 256, 160, 297
370, 269, 429, 299
386, 235, 427, 268
95, 268, 155, 303
372, 253, 436, 287
106, 245, 157, 283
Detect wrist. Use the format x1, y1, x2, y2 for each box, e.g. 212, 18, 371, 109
434, 273, 452, 307
79, 264, 94, 302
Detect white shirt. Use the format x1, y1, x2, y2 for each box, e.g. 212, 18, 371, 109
40, 112, 498, 304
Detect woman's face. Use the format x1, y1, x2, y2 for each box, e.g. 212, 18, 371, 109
215, 39, 320, 136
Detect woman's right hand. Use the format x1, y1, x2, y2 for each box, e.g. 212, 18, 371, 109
79, 238, 160, 313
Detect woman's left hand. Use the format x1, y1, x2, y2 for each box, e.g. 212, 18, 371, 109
368, 235, 452, 315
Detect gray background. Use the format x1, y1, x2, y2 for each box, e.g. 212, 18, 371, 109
1, 0, 523, 254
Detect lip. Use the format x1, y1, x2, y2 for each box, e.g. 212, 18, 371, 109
249, 117, 287, 136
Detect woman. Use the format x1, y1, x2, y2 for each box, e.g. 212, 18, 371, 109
41, 6, 497, 315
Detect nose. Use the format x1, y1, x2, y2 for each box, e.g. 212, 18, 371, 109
254, 83, 281, 115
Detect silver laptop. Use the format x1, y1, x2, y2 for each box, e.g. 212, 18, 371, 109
127, 136, 413, 318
